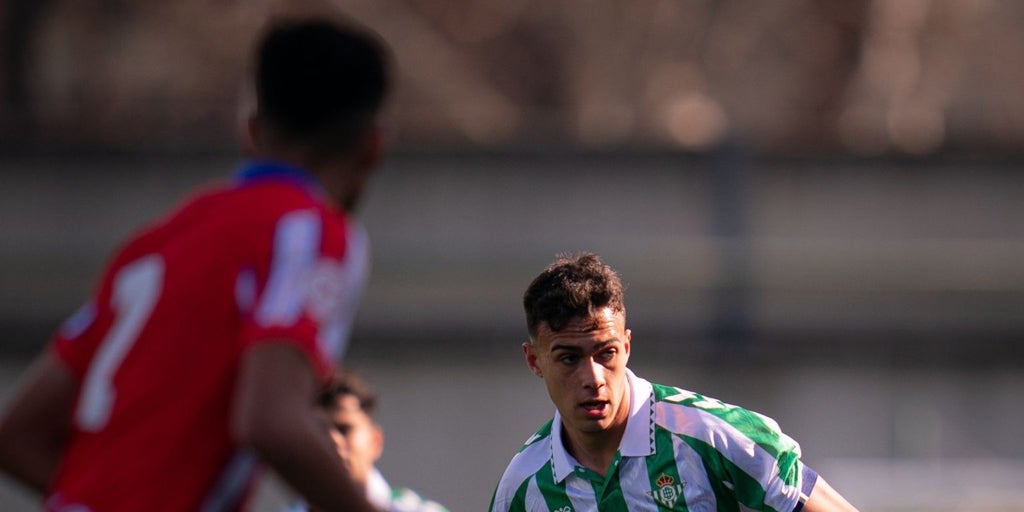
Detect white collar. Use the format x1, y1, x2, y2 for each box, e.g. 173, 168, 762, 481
550, 368, 654, 482
366, 467, 391, 509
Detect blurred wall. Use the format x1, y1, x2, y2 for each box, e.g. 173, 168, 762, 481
3, 151, 1021, 356
1, 150, 1022, 510
3, 1, 1024, 510
5, 1, 1024, 155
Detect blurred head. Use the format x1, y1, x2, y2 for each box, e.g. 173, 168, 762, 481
246, 14, 392, 211
319, 369, 384, 487
522, 253, 631, 439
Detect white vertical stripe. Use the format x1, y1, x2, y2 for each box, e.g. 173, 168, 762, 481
492, 437, 551, 512
673, 432, 718, 512
617, 457, 659, 512
256, 210, 320, 326
524, 476, 546, 511
564, 474, 597, 511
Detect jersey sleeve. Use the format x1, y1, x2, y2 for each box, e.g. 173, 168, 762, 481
706, 400, 810, 512
49, 299, 104, 379
48, 250, 126, 380
658, 386, 812, 512
237, 208, 344, 384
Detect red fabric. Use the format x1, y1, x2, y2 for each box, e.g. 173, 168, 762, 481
47, 170, 349, 512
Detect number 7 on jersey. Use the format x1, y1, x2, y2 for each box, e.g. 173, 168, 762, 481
75, 255, 164, 432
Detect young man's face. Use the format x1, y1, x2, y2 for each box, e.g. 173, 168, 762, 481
524, 307, 632, 438
327, 394, 383, 487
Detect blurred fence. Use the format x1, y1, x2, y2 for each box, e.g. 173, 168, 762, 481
2, 150, 1022, 359
1, 149, 1023, 511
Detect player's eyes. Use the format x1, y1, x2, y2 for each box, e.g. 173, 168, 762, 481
557, 354, 579, 365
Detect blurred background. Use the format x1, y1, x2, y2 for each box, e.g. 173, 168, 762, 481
1, 0, 1023, 510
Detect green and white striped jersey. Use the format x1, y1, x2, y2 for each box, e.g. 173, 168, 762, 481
285, 468, 449, 512
489, 370, 817, 512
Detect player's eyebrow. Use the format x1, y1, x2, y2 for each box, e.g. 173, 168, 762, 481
549, 343, 581, 354
549, 339, 616, 354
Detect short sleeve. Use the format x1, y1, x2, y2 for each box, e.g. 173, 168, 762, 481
238, 209, 338, 383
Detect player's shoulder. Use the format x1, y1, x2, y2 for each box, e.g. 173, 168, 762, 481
652, 382, 748, 415
518, 418, 554, 452
389, 487, 450, 512
651, 382, 788, 440
231, 176, 335, 215
494, 419, 553, 499
213, 176, 350, 249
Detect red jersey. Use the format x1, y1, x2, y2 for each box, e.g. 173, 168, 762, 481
45, 162, 362, 512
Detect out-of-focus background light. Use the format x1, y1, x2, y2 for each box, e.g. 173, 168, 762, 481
2, 1, 1023, 511
3, 0, 1022, 154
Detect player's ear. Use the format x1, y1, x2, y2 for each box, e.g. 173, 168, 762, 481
354, 125, 384, 173
523, 341, 542, 378
236, 81, 260, 157
241, 113, 262, 155
370, 424, 384, 461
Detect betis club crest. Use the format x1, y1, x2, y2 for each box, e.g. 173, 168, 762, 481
650, 473, 684, 509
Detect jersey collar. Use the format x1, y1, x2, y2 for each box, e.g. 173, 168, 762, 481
620, 369, 656, 457
365, 467, 392, 510
234, 161, 328, 198
550, 368, 655, 482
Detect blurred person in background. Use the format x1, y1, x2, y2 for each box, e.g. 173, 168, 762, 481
490, 252, 859, 512
285, 369, 449, 512
0, 11, 393, 512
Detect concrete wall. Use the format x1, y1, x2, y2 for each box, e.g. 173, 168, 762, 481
1, 151, 1022, 510
4, 151, 1022, 351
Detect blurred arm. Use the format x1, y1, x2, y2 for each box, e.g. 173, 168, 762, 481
0, 351, 76, 494
232, 343, 379, 512
801, 476, 859, 512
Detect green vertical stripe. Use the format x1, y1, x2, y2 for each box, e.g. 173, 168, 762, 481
505, 477, 531, 512
598, 467, 629, 511
775, 451, 801, 490
535, 460, 575, 511
645, 428, 689, 512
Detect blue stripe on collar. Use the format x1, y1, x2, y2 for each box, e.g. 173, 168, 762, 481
234, 161, 320, 190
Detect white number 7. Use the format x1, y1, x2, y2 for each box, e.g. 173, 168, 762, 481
75, 255, 164, 432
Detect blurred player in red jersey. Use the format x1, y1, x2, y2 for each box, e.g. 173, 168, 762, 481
0, 11, 392, 512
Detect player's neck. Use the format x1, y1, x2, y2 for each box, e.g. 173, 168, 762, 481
561, 421, 626, 476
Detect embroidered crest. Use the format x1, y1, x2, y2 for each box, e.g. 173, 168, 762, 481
649, 473, 685, 509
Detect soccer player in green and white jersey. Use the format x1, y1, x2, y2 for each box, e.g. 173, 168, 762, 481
285, 369, 449, 512
489, 253, 858, 512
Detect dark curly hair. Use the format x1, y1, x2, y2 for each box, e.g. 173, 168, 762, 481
523, 252, 626, 340
318, 369, 377, 417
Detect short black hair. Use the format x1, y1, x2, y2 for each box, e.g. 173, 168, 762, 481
319, 369, 378, 417
523, 252, 626, 339
255, 16, 391, 158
